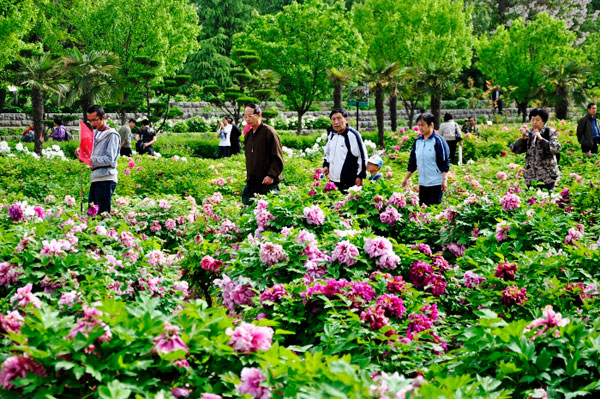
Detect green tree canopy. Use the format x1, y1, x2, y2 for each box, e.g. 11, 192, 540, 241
70, 0, 200, 108
0, 0, 36, 70
477, 13, 582, 121
234, 0, 364, 133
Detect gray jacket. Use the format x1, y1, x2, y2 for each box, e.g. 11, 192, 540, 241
90, 127, 121, 183
509, 127, 560, 186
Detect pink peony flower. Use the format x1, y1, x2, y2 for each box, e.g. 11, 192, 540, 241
260, 284, 288, 304
159, 199, 171, 210
0, 354, 46, 390
123, 168, 131, 175
496, 171, 508, 180
226, 322, 274, 352
165, 218, 177, 230
375, 252, 400, 270
323, 181, 337, 192
67, 306, 112, 344
331, 240, 359, 266
500, 192, 520, 211
119, 231, 137, 248
0, 262, 21, 286
10, 283, 42, 309
64, 195, 76, 207
303, 205, 325, 226
0, 311, 24, 334
463, 271, 486, 288
446, 242, 466, 258
380, 206, 402, 225
128, 158, 136, 168
364, 237, 393, 258
146, 249, 167, 266
495, 221, 510, 242
349, 281, 376, 302
58, 291, 80, 309
153, 322, 188, 355
376, 294, 405, 319
524, 305, 569, 336
238, 368, 271, 399
214, 274, 256, 312
259, 242, 286, 266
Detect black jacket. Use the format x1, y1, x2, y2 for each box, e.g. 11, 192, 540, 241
577, 113, 598, 147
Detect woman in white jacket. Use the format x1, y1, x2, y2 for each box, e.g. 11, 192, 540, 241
438, 113, 462, 164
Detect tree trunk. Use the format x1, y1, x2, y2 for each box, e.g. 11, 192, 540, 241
375, 85, 385, 148
389, 93, 397, 132
431, 94, 441, 129
296, 111, 304, 135
555, 88, 568, 120
519, 101, 528, 123
333, 81, 343, 109
0, 88, 6, 113
31, 86, 45, 156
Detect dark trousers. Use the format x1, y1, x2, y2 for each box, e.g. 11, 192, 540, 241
332, 180, 354, 194
89, 181, 117, 214
419, 185, 443, 206
120, 147, 132, 157
218, 146, 231, 158
581, 137, 600, 154
447, 140, 457, 164
242, 182, 280, 205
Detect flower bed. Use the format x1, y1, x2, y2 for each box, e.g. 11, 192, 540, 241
0, 122, 599, 398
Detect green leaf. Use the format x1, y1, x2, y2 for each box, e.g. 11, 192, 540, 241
98, 380, 133, 399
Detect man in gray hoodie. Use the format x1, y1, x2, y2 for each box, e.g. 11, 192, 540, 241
86, 105, 121, 214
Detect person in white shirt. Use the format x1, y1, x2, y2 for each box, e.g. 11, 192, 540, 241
217, 116, 233, 158
438, 113, 462, 164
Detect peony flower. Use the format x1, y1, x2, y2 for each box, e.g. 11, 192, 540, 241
463, 271, 486, 288
146, 249, 167, 266
500, 192, 520, 211
331, 241, 359, 266
502, 286, 528, 306
87, 204, 99, 217
527, 388, 548, 399
260, 284, 288, 304
201, 395, 222, 399
10, 283, 42, 309
259, 242, 286, 266
376, 294, 405, 319
380, 206, 402, 225
375, 252, 400, 270
8, 205, 24, 222
0, 354, 46, 390
323, 181, 337, 192
214, 274, 256, 312
0, 262, 21, 286
360, 306, 389, 330
524, 305, 569, 336
153, 322, 188, 355
0, 311, 24, 334
123, 168, 131, 175
237, 368, 271, 399
226, 322, 274, 352
64, 195, 76, 207
495, 260, 517, 281
364, 237, 393, 258
409, 261, 433, 288
349, 281, 376, 302
67, 306, 112, 345
200, 255, 222, 273
496, 172, 508, 180
495, 220, 510, 242
303, 205, 325, 226
165, 218, 177, 230
58, 291, 80, 309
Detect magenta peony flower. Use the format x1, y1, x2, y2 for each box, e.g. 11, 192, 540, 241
200, 255, 222, 273
349, 281, 376, 302
153, 322, 188, 355
226, 322, 274, 352
214, 274, 256, 312
331, 240, 359, 266
0, 354, 46, 390
10, 283, 42, 309
87, 204, 99, 217
409, 261, 433, 288
376, 294, 405, 319
8, 205, 24, 222
564, 225, 584, 245
323, 181, 337, 192
67, 306, 112, 344
165, 218, 177, 230
260, 284, 288, 304
360, 306, 389, 330
495, 260, 517, 281
123, 168, 131, 175
502, 286, 528, 306
128, 158, 136, 168
237, 367, 271, 399
303, 205, 325, 225
425, 274, 446, 297
259, 242, 286, 266
386, 275, 407, 294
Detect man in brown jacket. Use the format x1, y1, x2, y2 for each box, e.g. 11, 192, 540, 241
242, 103, 284, 205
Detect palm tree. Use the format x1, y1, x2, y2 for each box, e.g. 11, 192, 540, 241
13, 54, 68, 156
359, 59, 399, 148
534, 61, 589, 120
327, 67, 353, 110
414, 61, 461, 129
396, 67, 424, 128
62, 48, 120, 122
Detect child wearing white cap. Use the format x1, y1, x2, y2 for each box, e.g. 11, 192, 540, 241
367, 155, 383, 181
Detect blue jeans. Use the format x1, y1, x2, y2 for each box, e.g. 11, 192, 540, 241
89, 181, 117, 214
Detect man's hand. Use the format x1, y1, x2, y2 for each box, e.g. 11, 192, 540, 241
441, 179, 448, 192
322, 167, 329, 176
262, 176, 274, 185
355, 177, 362, 186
